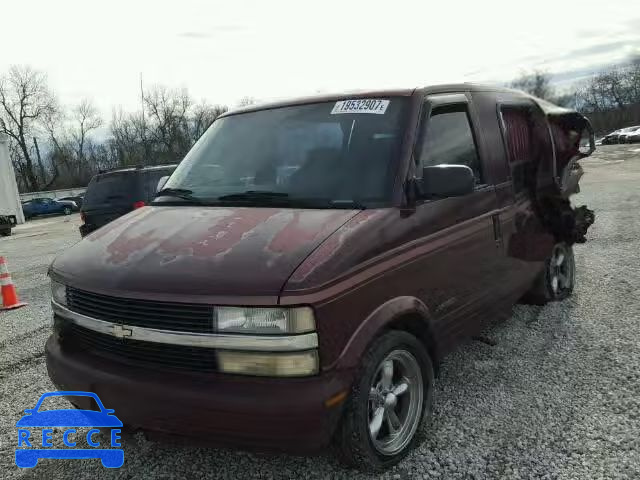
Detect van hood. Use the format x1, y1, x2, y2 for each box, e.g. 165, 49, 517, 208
52, 206, 360, 303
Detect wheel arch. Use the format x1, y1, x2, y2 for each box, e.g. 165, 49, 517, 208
332, 296, 440, 372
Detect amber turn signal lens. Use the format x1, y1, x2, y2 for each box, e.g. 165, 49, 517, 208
217, 350, 318, 377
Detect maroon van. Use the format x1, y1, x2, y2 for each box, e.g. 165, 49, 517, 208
46, 85, 594, 471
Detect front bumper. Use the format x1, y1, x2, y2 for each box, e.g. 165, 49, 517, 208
45, 335, 351, 452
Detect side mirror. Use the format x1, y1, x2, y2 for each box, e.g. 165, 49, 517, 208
578, 128, 595, 156
420, 164, 475, 198
156, 176, 169, 194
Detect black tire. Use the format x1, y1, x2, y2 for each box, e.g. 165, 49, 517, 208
334, 330, 434, 472
522, 242, 575, 305
1, 230, 11, 237
63, 207, 72, 215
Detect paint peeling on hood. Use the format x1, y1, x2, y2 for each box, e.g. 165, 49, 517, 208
51, 206, 360, 301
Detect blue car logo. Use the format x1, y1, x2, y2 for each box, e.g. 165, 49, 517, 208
15, 391, 124, 468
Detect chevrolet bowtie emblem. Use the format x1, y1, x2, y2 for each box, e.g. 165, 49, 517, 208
111, 324, 133, 339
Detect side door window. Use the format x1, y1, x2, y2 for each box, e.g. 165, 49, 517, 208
43, 199, 55, 213
417, 105, 483, 185
142, 171, 174, 201
34, 199, 47, 213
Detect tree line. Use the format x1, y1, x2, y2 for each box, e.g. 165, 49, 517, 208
2, 57, 640, 192
0, 66, 231, 192
510, 55, 640, 134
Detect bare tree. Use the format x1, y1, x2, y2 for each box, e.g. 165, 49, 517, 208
71, 99, 102, 161
190, 102, 227, 141
0, 66, 58, 191
110, 92, 229, 169
576, 58, 640, 114
510, 70, 554, 100
143, 86, 192, 162
111, 109, 146, 167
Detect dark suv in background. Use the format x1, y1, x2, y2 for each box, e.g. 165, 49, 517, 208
79, 165, 176, 237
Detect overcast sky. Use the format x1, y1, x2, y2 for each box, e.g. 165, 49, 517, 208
2, 0, 639, 116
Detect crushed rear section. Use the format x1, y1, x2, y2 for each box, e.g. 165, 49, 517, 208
534, 100, 596, 245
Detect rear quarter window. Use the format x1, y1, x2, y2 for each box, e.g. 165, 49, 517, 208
142, 169, 176, 200
500, 105, 554, 194
83, 172, 138, 207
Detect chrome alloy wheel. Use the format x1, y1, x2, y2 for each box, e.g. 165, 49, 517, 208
549, 243, 573, 295
368, 349, 423, 455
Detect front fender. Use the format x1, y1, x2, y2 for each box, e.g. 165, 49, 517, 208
331, 296, 437, 371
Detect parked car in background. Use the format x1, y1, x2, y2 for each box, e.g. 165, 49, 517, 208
79, 164, 177, 237
627, 128, 640, 143
22, 198, 78, 220
58, 194, 84, 208
48, 85, 595, 471
0, 214, 16, 236
601, 126, 640, 144
619, 126, 640, 143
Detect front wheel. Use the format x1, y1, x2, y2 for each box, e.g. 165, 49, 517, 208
335, 330, 434, 472
523, 242, 575, 305
63, 207, 72, 215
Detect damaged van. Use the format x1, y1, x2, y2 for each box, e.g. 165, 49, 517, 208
46, 85, 594, 471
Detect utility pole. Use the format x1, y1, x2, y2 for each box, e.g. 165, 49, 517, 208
140, 73, 145, 126
140, 73, 148, 164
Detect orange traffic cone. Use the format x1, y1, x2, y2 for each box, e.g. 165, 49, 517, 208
0, 256, 27, 310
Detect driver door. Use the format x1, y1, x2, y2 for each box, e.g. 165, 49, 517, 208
410, 94, 504, 344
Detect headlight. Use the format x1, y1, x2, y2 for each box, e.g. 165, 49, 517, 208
51, 280, 67, 306
214, 306, 315, 334
217, 350, 318, 377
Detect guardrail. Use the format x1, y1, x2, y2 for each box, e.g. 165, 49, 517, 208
19, 188, 87, 202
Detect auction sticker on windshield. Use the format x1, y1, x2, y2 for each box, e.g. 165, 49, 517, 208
331, 99, 389, 114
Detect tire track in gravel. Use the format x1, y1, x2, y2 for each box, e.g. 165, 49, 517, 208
0, 323, 50, 349
0, 325, 51, 379
0, 350, 46, 378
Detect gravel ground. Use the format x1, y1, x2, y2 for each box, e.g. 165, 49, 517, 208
1, 144, 639, 479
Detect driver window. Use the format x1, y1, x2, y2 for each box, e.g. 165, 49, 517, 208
418, 105, 482, 184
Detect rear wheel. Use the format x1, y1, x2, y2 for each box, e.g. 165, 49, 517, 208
1, 230, 11, 236
335, 330, 433, 472
523, 242, 575, 305
63, 207, 72, 215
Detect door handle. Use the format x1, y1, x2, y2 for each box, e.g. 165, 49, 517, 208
491, 214, 502, 248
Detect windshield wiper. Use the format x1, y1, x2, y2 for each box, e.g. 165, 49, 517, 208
217, 191, 289, 201
155, 188, 203, 204
330, 199, 367, 209
217, 192, 366, 209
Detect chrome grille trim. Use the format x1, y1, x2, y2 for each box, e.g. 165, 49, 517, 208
66, 287, 212, 333
53, 300, 318, 352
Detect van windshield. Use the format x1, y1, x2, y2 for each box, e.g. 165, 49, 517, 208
158, 98, 408, 208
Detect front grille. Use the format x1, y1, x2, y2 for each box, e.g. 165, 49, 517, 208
56, 316, 218, 372
66, 287, 213, 333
